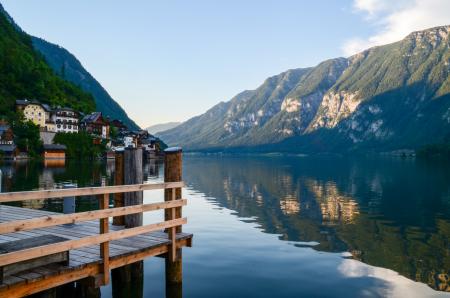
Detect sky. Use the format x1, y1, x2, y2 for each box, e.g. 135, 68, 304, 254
2, 0, 450, 128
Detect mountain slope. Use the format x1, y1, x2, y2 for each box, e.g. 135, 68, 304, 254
31, 37, 140, 130
146, 122, 180, 134
159, 25, 450, 153
160, 68, 311, 147
0, 7, 95, 119
0, 3, 139, 130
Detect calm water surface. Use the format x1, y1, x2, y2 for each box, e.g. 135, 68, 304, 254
0, 156, 449, 297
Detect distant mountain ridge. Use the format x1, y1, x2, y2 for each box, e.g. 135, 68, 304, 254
159, 25, 450, 153
0, 4, 140, 130
147, 122, 180, 134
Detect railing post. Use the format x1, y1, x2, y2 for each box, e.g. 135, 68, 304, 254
99, 193, 110, 285
164, 147, 183, 297
113, 150, 124, 226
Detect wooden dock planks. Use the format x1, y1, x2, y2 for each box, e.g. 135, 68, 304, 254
0, 205, 192, 298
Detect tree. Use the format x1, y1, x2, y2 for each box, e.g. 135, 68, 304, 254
13, 120, 42, 157
54, 132, 106, 159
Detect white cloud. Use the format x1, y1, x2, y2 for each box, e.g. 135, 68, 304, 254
338, 259, 446, 298
343, 0, 450, 56
353, 0, 390, 16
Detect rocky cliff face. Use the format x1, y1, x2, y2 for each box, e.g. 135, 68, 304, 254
159, 25, 450, 152
308, 91, 361, 131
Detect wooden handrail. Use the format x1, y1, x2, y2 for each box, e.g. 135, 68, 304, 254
0, 182, 189, 287
0, 182, 184, 203
0, 218, 187, 267
0, 199, 187, 234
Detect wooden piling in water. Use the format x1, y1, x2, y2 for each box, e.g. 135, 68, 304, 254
124, 148, 143, 228
75, 277, 101, 298
111, 147, 144, 298
164, 147, 183, 297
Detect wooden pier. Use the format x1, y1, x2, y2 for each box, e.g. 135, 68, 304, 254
0, 174, 192, 297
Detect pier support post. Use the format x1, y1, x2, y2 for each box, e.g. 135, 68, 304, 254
75, 277, 101, 298
111, 148, 144, 298
164, 147, 183, 298
124, 147, 143, 227
112, 150, 124, 226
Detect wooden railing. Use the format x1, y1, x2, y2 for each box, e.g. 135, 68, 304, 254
0, 182, 186, 285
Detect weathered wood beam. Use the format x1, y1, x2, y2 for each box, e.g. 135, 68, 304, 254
0, 239, 190, 298
0, 182, 184, 203
164, 147, 183, 298
169, 190, 177, 261
99, 193, 110, 286
0, 199, 187, 234
0, 218, 187, 267
113, 151, 125, 225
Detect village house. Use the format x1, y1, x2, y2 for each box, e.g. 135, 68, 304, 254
42, 144, 67, 160
16, 100, 82, 134
136, 130, 156, 150
0, 144, 18, 159
0, 122, 18, 159
111, 119, 128, 132
0, 124, 14, 145
140, 136, 156, 151
80, 112, 110, 139
16, 99, 53, 131
124, 136, 136, 148
51, 107, 79, 133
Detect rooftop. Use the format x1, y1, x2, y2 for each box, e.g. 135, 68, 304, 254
16, 99, 52, 112
43, 144, 67, 151
0, 125, 10, 132
81, 112, 103, 123
0, 144, 16, 152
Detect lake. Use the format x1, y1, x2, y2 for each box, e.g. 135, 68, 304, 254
1, 156, 449, 297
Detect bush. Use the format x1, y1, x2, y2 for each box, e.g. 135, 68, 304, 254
12, 120, 42, 157
54, 132, 106, 159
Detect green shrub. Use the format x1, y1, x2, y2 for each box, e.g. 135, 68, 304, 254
12, 120, 42, 157
54, 132, 106, 159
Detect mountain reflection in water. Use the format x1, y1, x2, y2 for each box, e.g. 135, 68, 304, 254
1, 156, 449, 296
183, 156, 450, 292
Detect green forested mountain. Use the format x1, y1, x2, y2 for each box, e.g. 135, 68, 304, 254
31, 37, 140, 130
159, 26, 450, 153
0, 7, 95, 120
0, 4, 140, 130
